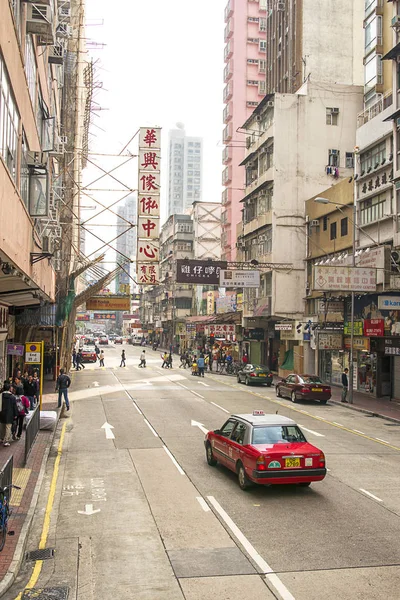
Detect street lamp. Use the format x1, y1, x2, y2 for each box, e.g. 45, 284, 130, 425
314, 197, 356, 404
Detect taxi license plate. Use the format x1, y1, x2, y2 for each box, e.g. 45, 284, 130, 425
285, 457, 300, 468
258, 374, 267, 377
312, 388, 323, 392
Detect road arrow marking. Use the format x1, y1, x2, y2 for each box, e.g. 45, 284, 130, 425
78, 504, 101, 516
191, 420, 208, 435
101, 422, 115, 439
197, 381, 209, 387
93, 381, 100, 387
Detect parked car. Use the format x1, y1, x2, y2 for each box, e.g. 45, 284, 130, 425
237, 364, 273, 387
276, 374, 331, 404
98, 336, 109, 345
205, 411, 326, 490
80, 346, 97, 363
114, 336, 123, 344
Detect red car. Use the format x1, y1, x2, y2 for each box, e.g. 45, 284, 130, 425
205, 411, 326, 490
276, 374, 331, 404
80, 346, 97, 363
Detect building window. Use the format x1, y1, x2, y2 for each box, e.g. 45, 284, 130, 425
328, 149, 340, 167
326, 108, 339, 126
259, 40, 267, 52
365, 14, 382, 56
346, 152, 354, 169
323, 215, 328, 231
360, 141, 386, 172
0, 54, 20, 182
330, 222, 337, 240
259, 59, 266, 73
259, 18, 267, 32
341, 217, 348, 237
360, 193, 386, 225
25, 35, 37, 108
20, 132, 30, 208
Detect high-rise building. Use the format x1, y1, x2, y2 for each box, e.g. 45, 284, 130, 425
115, 195, 137, 293
167, 124, 203, 217
222, 0, 268, 260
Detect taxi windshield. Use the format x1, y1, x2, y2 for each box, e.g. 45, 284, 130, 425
252, 425, 307, 445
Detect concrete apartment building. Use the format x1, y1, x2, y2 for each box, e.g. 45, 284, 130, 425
115, 195, 137, 293
222, 0, 267, 260
167, 125, 203, 218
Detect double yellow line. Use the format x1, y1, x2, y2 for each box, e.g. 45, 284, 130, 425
15, 422, 67, 599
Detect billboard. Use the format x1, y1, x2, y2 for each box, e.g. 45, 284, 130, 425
86, 296, 131, 311
93, 313, 116, 320
313, 266, 376, 292
176, 260, 227, 284
219, 269, 260, 288
76, 314, 90, 321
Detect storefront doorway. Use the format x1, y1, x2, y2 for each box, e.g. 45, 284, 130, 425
320, 350, 348, 386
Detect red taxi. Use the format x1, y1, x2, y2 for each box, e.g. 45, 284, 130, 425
205, 411, 326, 490
80, 346, 97, 363
276, 374, 331, 404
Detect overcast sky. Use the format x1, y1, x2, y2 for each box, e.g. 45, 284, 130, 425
82, 0, 225, 269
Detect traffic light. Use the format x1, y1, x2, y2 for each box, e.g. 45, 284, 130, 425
209, 334, 215, 346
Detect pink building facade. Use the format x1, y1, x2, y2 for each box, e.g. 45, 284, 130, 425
222, 0, 266, 261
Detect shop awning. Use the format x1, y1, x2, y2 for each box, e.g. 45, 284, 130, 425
280, 349, 294, 371
382, 42, 400, 61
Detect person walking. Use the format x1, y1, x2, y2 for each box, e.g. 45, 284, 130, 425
77, 351, 85, 370
179, 352, 186, 369
99, 350, 105, 367
341, 368, 349, 403
0, 383, 18, 447
197, 354, 205, 377
56, 368, 71, 410
13, 386, 30, 440
120, 349, 126, 367
161, 351, 168, 368
167, 352, 173, 369
23, 374, 37, 410
139, 350, 146, 368
72, 348, 77, 369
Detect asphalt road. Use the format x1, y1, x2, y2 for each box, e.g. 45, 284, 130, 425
6, 344, 400, 600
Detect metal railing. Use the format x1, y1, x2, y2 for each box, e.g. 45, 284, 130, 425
357, 91, 393, 127
24, 405, 40, 466
0, 456, 13, 500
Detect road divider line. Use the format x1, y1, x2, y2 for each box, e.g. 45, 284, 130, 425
352, 429, 365, 435
144, 419, 158, 437
196, 496, 210, 512
191, 391, 204, 399
198, 381, 210, 387
298, 425, 325, 437
332, 422, 343, 426
376, 438, 389, 443
360, 488, 383, 502
125, 391, 143, 414
163, 446, 185, 475
207, 496, 295, 599
211, 401, 230, 414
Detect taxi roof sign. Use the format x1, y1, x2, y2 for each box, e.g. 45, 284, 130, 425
253, 410, 265, 416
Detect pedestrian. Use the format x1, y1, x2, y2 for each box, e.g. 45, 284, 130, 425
0, 383, 18, 447
341, 368, 349, 403
95, 344, 100, 357
179, 352, 186, 369
197, 354, 205, 377
192, 359, 198, 376
72, 348, 77, 368
167, 352, 173, 369
77, 351, 85, 370
12, 363, 21, 380
161, 351, 168, 368
23, 374, 37, 410
56, 368, 71, 410
99, 350, 105, 367
12, 385, 29, 440
120, 349, 126, 367
139, 350, 146, 368
242, 352, 249, 365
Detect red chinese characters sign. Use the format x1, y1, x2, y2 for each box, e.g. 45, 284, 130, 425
208, 324, 236, 337
364, 318, 384, 337
137, 127, 161, 285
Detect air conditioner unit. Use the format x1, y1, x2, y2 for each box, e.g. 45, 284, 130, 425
49, 141, 64, 157
311, 219, 320, 227
42, 236, 52, 253
267, 101, 274, 107
48, 44, 64, 65
392, 16, 400, 28
56, 23, 73, 37
59, 7, 71, 20
26, 3, 54, 38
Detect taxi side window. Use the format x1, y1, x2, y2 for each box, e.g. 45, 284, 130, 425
220, 419, 237, 437
287, 375, 295, 383
231, 422, 247, 445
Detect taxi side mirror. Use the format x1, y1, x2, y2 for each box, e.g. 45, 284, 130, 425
213, 429, 221, 435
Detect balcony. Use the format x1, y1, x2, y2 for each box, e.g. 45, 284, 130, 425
222, 187, 232, 205
224, 0, 233, 22
223, 81, 233, 102
357, 91, 393, 127
224, 40, 233, 61
223, 102, 232, 123
224, 18, 234, 42
222, 165, 232, 185
222, 145, 232, 164
224, 61, 233, 82
223, 123, 233, 143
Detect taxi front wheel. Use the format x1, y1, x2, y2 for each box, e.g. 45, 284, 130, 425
237, 462, 252, 490
206, 443, 217, 466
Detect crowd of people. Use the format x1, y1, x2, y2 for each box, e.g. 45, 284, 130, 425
0, 364, 39, 447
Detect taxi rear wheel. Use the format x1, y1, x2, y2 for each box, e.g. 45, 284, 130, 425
245, 377, 251, 386
206, 443, 217, 466
237, 462, 252, 490
291, 391, 298, 403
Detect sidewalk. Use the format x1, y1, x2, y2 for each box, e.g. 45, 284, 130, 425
0, 379, 59, 595
328, 385, 400, 423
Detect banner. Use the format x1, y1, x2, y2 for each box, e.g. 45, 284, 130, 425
176, 260, 227, 284
313, 266, 376, 292
318, 332, 343, 350
207, 291, 214, 315
364, 318, 384, 337
86, 296, 130, 311
93, 313, 116, 320
219, 269, 260, 288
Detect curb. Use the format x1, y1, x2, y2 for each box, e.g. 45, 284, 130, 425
0, 408, 62, 597
328, 399, 400, 424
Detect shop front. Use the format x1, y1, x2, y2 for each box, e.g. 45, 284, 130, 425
318, 331, 345, 385
243, 328, 266, 365
380, 337, 400, 400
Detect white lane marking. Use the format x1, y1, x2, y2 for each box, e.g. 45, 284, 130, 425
163, 446, 185, 475
376, 438, 390, 443
211, 401, 230, 414
196, 496, 210, 512
125, 391, 143, 414
77, 503, 101, 516
327, 468, 331, 472
207, 496, 272, 574
144, 419, 158, 437
191, 391, 204, 399
197, 381, 210, 387
191, 420, 208, 435
332, 422, 343, 426
101, 422, 115, 440
207, 497, 295, 599
353, 429, 365, 435
360, 488, 383, 502
298, 425, 325, 437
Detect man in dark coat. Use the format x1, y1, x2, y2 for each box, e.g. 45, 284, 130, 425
0, 383, 18, 446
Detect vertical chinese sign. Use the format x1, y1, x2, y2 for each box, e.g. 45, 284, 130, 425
137, 127, 162, 285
